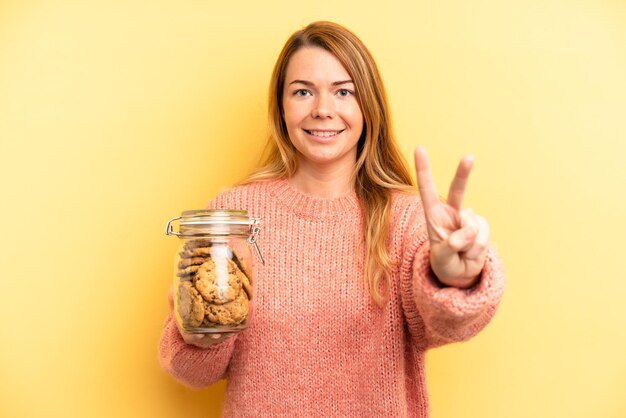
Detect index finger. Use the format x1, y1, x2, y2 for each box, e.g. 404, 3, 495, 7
414, 146, 440, 213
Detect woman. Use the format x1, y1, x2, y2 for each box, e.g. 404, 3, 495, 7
159, 21, 504, 417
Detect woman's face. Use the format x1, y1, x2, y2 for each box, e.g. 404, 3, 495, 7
282, 46, 364, 172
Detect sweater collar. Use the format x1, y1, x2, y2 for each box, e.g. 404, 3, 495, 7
268, 178, 362, 220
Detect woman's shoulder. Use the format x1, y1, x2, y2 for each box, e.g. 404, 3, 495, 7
207, 179, 280, 210
387, 187, 427, 235
389, 188, 423, 216
387, 188, 427, 253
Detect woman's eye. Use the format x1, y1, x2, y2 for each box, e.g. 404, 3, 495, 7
294, 89, 311, 97
337, 89, 354, 97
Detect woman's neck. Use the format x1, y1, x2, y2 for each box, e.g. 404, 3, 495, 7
288, 162, 355, 199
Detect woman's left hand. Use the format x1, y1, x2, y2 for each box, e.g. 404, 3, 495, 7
413, 146, 490, 289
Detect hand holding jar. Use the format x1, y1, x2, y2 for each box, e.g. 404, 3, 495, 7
167, 285, 235, 348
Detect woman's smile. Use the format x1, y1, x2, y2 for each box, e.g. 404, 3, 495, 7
303, 129, 346, 140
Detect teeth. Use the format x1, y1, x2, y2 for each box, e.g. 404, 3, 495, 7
307, 130, 341, 137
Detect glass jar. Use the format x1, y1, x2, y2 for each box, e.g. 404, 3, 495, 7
165, 209, 263, 334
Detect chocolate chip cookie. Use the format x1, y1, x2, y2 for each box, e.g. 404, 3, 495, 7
194, 258, 243, 304
177, 281, 205, 328
204, 291, 249, 326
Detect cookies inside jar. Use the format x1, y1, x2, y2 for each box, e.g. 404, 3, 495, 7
175, 239, 253, 333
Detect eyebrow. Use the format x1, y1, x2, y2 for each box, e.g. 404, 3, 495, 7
288, 79, 354, 86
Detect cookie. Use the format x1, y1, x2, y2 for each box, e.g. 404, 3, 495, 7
177, 264, 201, 277
179, 247, 212, 259
194, 259, 243, 304
204, 291, 249, 325
230, 251, 251, 280
200, 317, 221, 328
178, 256, 209, 269
177, 281, 205, 328
183, 239, 213, 249
239, 269, 253, 300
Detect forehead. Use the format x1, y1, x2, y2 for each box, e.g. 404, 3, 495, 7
284, 46, 351, 82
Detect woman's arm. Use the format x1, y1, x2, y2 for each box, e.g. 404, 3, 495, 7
158, 313, 236, 388
400, 229, 504, 349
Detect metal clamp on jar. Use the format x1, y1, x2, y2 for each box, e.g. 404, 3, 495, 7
166, 210, 264, 334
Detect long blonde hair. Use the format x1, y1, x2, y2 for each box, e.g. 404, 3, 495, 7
243, 21, 415, 306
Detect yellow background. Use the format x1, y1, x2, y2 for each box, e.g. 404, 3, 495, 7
1, 0, 625, 417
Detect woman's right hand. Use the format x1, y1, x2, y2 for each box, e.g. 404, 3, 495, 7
168, 285, 235, 349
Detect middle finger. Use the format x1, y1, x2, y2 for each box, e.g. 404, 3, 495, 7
447, 155, 474, 211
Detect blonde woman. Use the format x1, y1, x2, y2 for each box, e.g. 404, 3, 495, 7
159, 21, 504, 417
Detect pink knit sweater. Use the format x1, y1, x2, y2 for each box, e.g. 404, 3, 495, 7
159, 178, 504, 417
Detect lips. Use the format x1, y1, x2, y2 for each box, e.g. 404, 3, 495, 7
303, 129, 345, 137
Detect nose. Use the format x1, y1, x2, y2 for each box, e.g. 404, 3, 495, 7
311, 92, 335, 119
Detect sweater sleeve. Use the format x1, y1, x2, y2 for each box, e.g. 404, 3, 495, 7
158, 313, 236, 388
398, 198, 505, 350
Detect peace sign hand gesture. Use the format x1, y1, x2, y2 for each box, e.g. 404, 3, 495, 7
414, 146, 490, 289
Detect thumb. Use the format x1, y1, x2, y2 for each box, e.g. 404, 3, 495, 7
447, 223, 478, 252
168, 285, 174, 311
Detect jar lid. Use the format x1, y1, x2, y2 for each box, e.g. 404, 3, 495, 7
179, 209, 256, 226
165, 209, 265, 265
165, 209, 259, 236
